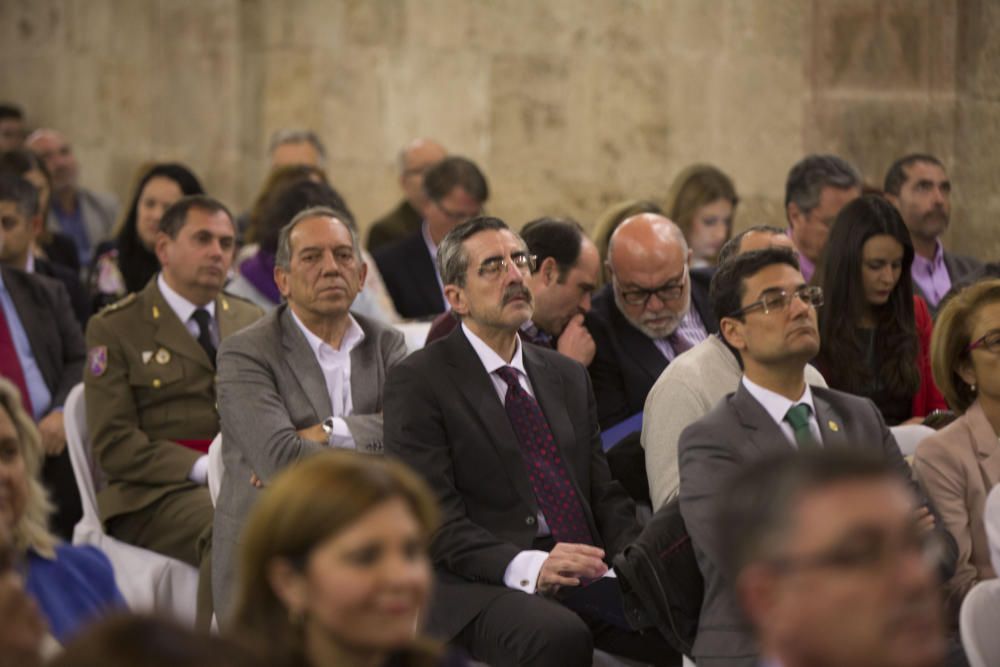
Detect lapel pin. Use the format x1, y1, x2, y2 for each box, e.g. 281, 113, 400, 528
221, 298, 230, 312
141, 351, 153, 365
152, 305, 160, 319
155, 348, 171, 365
828, 420, 840, 432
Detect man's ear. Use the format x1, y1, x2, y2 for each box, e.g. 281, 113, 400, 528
786, 202, 802, 231
29, 214, 43, 239
274, 265, 290, 299
154, 232, 171, 266
357, 259, 368, 291
539, 256, 559, 286
720, 316, 747, 351
444, 284, 468, 316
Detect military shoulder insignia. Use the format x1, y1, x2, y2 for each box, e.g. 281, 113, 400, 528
88, 346, 108, 376
95, 292, 137, 316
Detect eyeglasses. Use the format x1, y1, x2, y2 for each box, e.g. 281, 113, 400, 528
617, 266, 689, 307
729, 286, 823, 318
434, 199, 482, 224
477, 252, 536, 280
967, 331, 1000, 354
768, 526, 943, 576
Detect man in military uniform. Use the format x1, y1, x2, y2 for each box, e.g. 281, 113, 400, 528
84, 195, 262, 627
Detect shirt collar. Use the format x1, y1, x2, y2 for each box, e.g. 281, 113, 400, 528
421, 220, 438, 258
25, 254, 35, 273
742, 374, 816, 427
290, 307, 365, 357
461, 322, 527, 378
912, 239, 946, 270
157, 273, 215, 324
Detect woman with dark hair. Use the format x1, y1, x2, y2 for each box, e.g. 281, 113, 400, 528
815, 194, 946, 425
89, 162, 204, 311
230, 451, 465, 667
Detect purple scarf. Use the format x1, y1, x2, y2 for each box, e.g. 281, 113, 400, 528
239, 250, 281, 304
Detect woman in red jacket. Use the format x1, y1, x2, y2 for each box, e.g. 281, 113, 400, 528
815, 194, 946, 424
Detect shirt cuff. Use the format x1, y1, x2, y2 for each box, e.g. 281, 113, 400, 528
188, 455, 209, 485
329, 417, 356, 450
503, 550, 549, 594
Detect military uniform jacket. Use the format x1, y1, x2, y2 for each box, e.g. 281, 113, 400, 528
83, 277, 263, 524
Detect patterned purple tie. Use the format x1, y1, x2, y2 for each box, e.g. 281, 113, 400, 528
495, 366, 593, 546
668, 330, 692, 356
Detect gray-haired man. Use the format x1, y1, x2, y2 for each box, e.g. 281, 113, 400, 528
212, 205, 406, 623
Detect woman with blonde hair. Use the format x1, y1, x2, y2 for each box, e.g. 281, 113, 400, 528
913, 278, 1000, 621
0, 378, 123, 643
665, 164, 738, 268
230, 451, 466, 667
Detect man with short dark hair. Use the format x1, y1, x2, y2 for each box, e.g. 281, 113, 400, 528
366, 138, 447, 252
373, 156, 488, 319
884, 153, 982, 313
385, 217, 677, 666
425, 216, 600, 365
0, 174, 85, 540
642, 227, 827, 510
84, 195, 263, 627
25, 128, 118, 267
0, 104, 25, 152
678, 247, 955, 666
587, 213, 717, 431
720, 451, 946, 667
784, 154, 862, 282
212, 205, 406, 623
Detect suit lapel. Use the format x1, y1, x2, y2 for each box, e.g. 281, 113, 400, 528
444, 329, 537, 510
813, 392, 849, 451
4, 268, 58, 390
523, 346, 575, 464
410, 237, 445, 313
279, 306, 332, 421
610, 304, 668, 382
967, 402, 1000, 485
731, 382, 795, 458
147, 282, 214, 372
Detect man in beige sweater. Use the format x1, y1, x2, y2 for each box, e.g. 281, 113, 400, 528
642, 226, 827, 509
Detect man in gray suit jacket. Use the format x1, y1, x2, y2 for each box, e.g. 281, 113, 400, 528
678, 247, 957, 667
213, 206, 406, 623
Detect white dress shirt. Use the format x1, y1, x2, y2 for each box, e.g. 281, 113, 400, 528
461, 323, 555, 593
742, 375, 824, 448
290, 309, 365, 449
156, 273, 217, 484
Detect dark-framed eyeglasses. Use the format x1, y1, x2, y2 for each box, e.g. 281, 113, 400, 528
434, 199, 482, 223
729, 285, 824, 318
477, 252, 536, 280
617, 265, 689, 307
967, 330, 1000, 354
767, 525, 943, 576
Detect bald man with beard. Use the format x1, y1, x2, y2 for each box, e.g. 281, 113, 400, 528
585, 214, 718, 432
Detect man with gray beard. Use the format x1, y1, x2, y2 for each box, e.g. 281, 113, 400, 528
585, 213, 717, 431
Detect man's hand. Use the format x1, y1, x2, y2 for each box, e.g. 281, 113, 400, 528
914, 506, 936, 534
297, 424, 327, 443
536, 542, 607, 596
249, 472, 264, 488
37, 412, 65, 456
556, 315, 596, 367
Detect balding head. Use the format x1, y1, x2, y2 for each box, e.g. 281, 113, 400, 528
25, 128, 78, 193
398, 138, 447, 209
607, 213, 693, 339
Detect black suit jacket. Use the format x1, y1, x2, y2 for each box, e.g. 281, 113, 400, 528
678, 383, 957, 665
373, 231, 445, 320
384, 325, 639, 639
33, 257, 90, 327
1, 266, 85, 410
586, 266, 719, 430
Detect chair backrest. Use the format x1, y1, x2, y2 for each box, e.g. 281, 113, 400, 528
889, 423, 935, 457
961, 579, 1000, 667
62, 383, 104, 535
207, 433, 224, 507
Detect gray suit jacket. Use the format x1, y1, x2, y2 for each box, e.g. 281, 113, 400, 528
678, 382, 950, 667
212, 304, 406, 623
46, 187, 119, 254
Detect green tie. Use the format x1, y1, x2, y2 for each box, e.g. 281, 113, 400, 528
784, 404, 819, 450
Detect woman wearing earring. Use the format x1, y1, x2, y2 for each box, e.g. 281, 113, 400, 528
815, 194, 946, 425
230, 451, 466, 667
914, 278, 1000, 620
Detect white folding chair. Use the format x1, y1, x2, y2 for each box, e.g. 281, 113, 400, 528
889, 424, 935, 458
961, 579, 1000, 667
207, 433, 224, 507
63, 383, 199, 626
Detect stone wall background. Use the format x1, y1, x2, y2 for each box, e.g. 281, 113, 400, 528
0, 0, 996, 258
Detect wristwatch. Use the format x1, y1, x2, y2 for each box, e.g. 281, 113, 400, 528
321, 416, 336, 446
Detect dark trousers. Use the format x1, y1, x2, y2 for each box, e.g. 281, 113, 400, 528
453, 585, 681, 667
42, 448, 83, 541
106, 486, 213, 629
